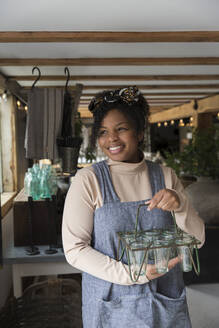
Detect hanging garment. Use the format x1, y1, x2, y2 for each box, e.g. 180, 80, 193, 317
82, 160, 191, 328
61, 91, 73, 138
25, 88, 64, 160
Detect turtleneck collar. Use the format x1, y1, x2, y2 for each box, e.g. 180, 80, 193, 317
106, 152, 147, 174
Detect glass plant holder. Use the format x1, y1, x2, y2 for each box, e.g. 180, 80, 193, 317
153, 238, 171, 274
175, 236, 194, 272
127, 237, 151, 280
141, 229, 161, 261
117, 204, 201, 282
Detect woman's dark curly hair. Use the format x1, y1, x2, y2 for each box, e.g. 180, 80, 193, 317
88, 86, 149, 148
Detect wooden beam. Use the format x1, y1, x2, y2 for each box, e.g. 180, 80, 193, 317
1, 31, 219, 42
1, 57, 219, 66
0, 73, 27, 104
22, 84, 219, 90
198, 93, 219, 113
9, 74, 219, 81
83, 84, 219, 91
80, 97, 199, 103
78, 105, 170, 119
81, 92, 208, 97
149, 94, 219, 123
149, 102, 195, 123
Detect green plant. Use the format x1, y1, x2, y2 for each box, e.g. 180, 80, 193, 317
164, 127, 219, 179
85, 146, 96, 163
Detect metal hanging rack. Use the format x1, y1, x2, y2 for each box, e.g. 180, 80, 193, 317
31, 66, 41, 89
117, 203, 201, 282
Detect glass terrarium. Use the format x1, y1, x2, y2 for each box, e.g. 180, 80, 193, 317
116, 204, 201, 282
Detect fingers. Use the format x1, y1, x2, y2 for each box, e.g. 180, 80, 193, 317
146, 189, 180, 212
146, 257, 180, 281
146, 264, 164, 280
168, 257, 181, 270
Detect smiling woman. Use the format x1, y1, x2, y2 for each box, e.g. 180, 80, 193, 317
62, 86, 205, 328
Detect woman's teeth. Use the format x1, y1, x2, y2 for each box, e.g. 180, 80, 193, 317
109, 146, 122, 153
109, 146, 121, 151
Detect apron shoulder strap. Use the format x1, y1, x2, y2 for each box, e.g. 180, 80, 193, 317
92, 161, 120, 204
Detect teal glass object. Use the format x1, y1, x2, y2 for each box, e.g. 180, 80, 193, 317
24, 168, 40, 200
32, 163, 40, 175
24, 168, 32, 197
49, 167, 58, 195
153, 238, 171, 274
30, 170, 40, 200
39, 168, 51, 199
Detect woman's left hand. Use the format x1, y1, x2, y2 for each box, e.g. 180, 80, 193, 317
146, 189, 180, 212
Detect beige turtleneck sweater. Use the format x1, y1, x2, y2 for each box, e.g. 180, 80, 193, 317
62, 157, 205, 285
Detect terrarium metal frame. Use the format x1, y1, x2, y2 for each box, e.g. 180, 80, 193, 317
116, 204, 201, 283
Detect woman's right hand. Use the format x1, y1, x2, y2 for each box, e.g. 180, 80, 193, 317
146, 257, 180, 281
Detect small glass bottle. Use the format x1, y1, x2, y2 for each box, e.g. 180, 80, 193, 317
24, 168, 33, 197
24, 167, 39, 200
49, 167, 58, 196
39, 168, 51, 199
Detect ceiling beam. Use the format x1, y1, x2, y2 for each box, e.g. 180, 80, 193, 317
1, 31, 219, 42
149, 94, 219, 123
83, 84, 219, 90
2, 57, 219, 66
0, 73, 27, 103
80, 100, 189, 106
80, 97, 202, 102
22, 84, 219, 90
9, 74, 219, 81
78, 105, 171, 118
81, 92, 208, 97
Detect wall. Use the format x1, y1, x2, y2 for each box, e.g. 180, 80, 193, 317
0, 209, 12, 309
187, 284, 219, 328
0, 95, 16, 192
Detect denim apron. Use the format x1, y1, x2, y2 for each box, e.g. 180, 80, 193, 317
82, 160, 191, 328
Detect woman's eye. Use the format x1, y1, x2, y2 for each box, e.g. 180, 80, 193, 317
98, 130, 107, 136
118, 127, 127, 132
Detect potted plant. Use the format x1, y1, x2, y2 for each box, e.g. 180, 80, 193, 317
164, 127, 219, 224
57, 110, 83, 174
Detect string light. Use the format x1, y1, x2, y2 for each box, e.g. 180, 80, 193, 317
170, 120, 174, 125
157, 122, 161, 127
164, 121, 168, 127
179, 119, 185, 127
217, 112, 219, 119
15, 98, 28, 111
2, 90, 7, 102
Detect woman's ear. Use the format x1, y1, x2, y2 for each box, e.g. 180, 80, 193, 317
138, 131, 144, 143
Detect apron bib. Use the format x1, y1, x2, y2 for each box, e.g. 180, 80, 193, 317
82, 160, 191, 328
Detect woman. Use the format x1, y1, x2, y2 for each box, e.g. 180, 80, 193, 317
62, 86, 205, 327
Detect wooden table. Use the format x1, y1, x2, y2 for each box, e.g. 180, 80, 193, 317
2, 214, 80, 298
